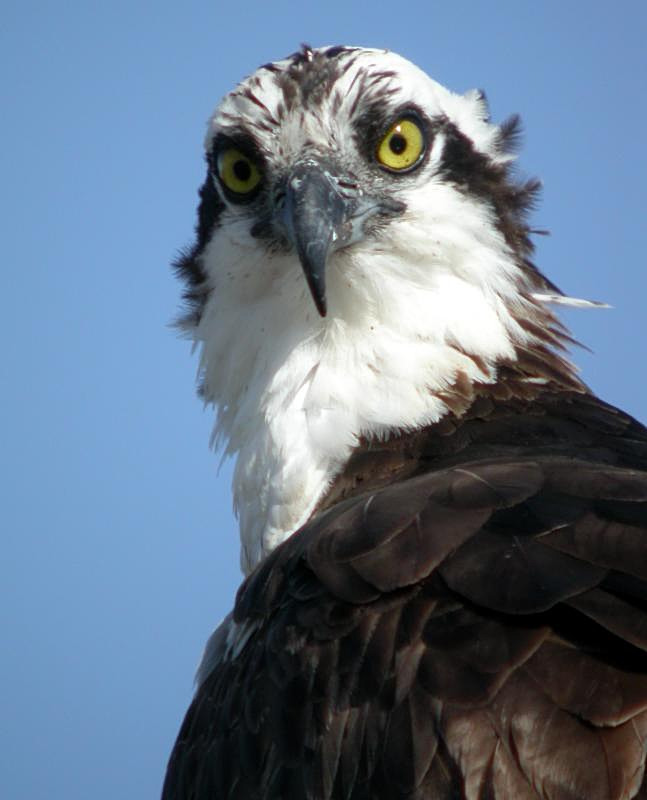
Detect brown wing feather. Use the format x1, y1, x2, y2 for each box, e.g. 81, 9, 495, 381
163, 393, 647, 799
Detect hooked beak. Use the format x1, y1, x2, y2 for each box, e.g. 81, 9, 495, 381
279, 160, 404, 316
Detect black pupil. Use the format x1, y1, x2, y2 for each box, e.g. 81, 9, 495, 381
233, 158, 252, 182
389, 133, 407, 155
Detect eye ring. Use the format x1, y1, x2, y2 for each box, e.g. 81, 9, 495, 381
216, 147, 262, 199
376, 116, 426, 173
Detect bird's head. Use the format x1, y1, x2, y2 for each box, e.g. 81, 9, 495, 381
176, 46, 585, 571
185, 47, 537, 307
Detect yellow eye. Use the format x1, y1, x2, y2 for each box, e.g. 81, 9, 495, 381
376, 118, 425, 171
217, 148, 262, 196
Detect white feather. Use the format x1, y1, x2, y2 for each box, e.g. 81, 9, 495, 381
533, 292, 610, 309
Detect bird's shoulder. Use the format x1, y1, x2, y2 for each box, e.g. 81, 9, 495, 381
164, 391, 647, 800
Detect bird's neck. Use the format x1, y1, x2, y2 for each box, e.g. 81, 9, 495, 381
195, 254, 579, 574
232, 320, 495, 574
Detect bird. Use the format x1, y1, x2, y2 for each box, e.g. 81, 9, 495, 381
162, 45, 647, 799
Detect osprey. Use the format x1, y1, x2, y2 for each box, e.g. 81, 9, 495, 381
163, 46, 647, 799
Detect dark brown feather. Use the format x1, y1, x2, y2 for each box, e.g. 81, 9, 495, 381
163, 392, 647, 799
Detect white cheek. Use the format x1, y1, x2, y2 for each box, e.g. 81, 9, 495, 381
201, 217, 283, 305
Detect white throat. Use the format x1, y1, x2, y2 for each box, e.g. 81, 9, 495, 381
192, 191, 533, 574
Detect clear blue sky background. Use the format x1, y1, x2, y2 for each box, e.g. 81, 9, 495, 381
2, 2, 646, 798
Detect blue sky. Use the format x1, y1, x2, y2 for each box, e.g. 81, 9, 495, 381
2, 1, 646, 798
